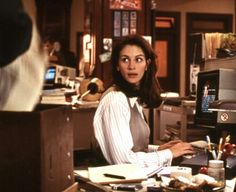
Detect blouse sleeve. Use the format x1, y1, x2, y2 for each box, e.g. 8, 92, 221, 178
93, 91, 173, 167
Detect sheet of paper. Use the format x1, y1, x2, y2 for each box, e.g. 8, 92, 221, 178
141, 165, 163, 177
225, 177, 236, 192
74, 169, 89, 179
87, 164, 148, 184
157, 166, 179, 177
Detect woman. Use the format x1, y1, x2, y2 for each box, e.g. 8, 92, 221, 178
93, 34, 194, 167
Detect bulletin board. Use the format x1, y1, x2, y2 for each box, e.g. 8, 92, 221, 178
113, 10, 137, 38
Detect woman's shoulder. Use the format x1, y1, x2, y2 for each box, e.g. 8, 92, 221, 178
102, 88, 126, 102
99, 87, 128, 108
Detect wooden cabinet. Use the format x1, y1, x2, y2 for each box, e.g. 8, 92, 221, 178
0, 105, 74, 191
153, 100, 196, 144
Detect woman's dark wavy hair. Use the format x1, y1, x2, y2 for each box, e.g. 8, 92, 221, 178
111, 34, 163, 108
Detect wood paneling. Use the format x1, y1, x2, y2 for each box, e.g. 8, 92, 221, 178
37, 0, 153, 87
90, 0, 152, 88
36, 0, 72, 50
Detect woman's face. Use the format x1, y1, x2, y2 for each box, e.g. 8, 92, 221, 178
117, 45, 148, 85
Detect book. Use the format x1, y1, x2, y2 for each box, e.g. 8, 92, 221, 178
79, 163, 162, 184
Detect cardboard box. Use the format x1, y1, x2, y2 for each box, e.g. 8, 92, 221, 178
0, 104, 74, 191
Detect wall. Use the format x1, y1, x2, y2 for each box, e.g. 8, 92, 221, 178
82, 0, 152, 87
70, 0, 84, 54
68, 0, 235, 94
156, 0, 235, 96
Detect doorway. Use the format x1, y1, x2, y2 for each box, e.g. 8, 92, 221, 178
152, 11, 180, 93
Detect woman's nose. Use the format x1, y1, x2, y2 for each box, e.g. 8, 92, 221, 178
128, 60, 135, 69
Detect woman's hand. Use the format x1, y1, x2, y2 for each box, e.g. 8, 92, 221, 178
158, 140, 182, 151
169, 142, 195, 158
159, 140, 195, 158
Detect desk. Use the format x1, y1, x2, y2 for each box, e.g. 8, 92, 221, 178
41, 98, 97, 151
180, 152, 236, 179
75, 155, 236, 192
75, 175, 159, 192
73, 107, 97, 151
76, 174, 236, 192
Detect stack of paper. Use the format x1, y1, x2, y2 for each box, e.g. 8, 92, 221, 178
40, 88, 69, 105
75, 163, 162, 184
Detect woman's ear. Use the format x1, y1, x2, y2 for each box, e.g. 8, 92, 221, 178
116, 66, 120, 71
146, 59, 151, 70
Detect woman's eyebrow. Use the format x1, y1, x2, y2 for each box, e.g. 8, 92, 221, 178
120, 54, 145, 57
136, 54, 145, 57
120, 54, 129, 57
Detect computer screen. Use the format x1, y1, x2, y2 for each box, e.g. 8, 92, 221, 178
195, 70, 219, 127
44, 66, 56, 84
200, 81, 217, 113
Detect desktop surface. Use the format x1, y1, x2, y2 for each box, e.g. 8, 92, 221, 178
181, 152, 236, 179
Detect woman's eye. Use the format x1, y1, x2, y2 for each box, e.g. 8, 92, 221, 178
136, 57, 144, 63
121, 57, 130, 63
120, 56, 145, 63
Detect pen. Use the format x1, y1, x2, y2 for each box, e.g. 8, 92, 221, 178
217, 137, 223, 160
218, 137, 223, 152
225, 135, 231, 143
206, 135, 212, 151
212, 149, 217, 160
103, 173, 126, 179
217, 150, 222, 160
111, 184, 142, 191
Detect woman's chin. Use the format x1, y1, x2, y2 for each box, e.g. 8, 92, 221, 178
126, 80, 140, 85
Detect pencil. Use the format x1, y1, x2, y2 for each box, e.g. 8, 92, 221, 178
212, 150, 217, 160
206, 135, 212, 151
218, 137, 223, 152
103, 173, 126, 179
217, 137, 223, 160
225, 135, 231, 143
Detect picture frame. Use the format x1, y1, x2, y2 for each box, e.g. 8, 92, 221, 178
129, 11, 137, 35
109, 0, 142, 10
122, 11, 129, 36
114, 11, 121, 37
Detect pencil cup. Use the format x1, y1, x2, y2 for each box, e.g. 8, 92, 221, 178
208, 160, 225, 188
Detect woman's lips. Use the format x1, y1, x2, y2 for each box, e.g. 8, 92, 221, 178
128, 73, 138, 78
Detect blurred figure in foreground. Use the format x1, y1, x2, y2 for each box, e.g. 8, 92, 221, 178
0, 0, 46, 111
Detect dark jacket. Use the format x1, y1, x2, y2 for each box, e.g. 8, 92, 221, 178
0, 0, 32, 68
